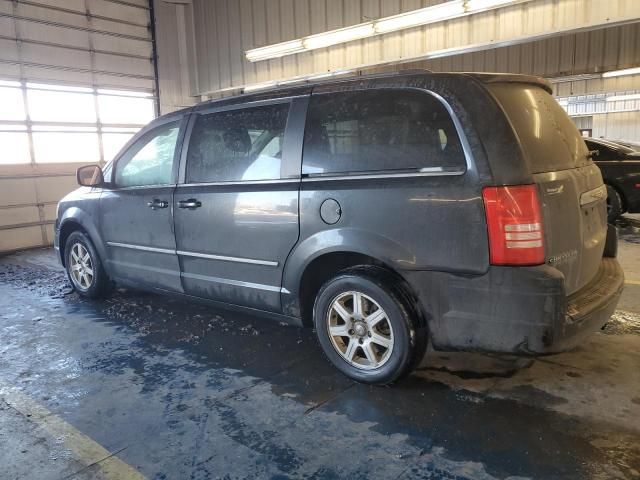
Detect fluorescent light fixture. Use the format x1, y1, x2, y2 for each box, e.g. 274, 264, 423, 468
602, 67, 640, 78
307, 72, 334, 80
243, 82, 277, 93
467, 0, 524, 9
375, 1, 464, 33
245, 0, 530, 62
245, 40, 304, 62
242, 69, 356, 92
606, 93, 640, 102
548, 73, 601, 83
304, 24, 375, 50
307, 69, 355, 81
377, 0, 528, 33
276, 78, 305, 86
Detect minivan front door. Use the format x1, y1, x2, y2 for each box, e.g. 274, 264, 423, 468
173, 98, 305, 312
100, 117, 185, 292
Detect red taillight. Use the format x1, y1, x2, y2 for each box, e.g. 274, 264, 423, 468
482, 185, 545, 266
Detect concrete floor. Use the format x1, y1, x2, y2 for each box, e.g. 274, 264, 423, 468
1, 217, 639, 480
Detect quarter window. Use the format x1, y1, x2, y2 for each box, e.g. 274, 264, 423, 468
115, 122, 180, 187
186, 103, 289, 183
302, 90, 466, 175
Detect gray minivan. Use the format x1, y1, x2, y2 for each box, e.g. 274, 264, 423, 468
55, 71, 624, 384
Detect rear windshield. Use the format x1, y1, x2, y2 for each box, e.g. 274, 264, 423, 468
488, 83, 591, 173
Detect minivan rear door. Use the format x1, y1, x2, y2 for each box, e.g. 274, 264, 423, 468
173, 96, 307, 312
488, 84, 607, 295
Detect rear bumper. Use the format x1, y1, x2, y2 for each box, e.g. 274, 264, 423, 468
550, 257, 623, 352
404, 257, 624, 355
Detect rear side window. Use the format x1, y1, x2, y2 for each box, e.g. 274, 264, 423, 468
302, 90, 466, 175
489, 84, 590, 173
186, 103, 289, 183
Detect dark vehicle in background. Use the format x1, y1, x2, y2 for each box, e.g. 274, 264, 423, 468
585, 137, 640, 221
611, 139, 640, 151
55, 71, 623, 385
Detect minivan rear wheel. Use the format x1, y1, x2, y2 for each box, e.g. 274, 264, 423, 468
313, 267, 426, 385
64, 231, 110, 298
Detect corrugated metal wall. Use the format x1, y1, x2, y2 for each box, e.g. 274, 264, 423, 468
154, 0, 640, 107
402, 23, 640, 78
0, 0, 155, 253
592, 111, 640, 142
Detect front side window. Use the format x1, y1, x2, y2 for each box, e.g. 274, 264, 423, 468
115, 122, 180, 187
302, 90, 466, 175
186, 103, 289, 183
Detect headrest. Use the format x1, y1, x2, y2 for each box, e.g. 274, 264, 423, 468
223, 127, 251, 155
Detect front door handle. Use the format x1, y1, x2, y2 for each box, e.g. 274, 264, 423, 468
147, 199, 169, 210
178, 199, 202, 209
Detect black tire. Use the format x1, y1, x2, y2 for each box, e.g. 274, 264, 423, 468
313, 266, 427, 385
606, 185, 623, 223
64, 230, 111, 298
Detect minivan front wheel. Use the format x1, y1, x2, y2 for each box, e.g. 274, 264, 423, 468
64, 231, 110, 298
313, 267, 425, 385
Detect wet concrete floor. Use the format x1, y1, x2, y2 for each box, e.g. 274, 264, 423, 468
1, 216, 640, 479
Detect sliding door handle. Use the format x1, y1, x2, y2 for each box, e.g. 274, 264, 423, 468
178, 199, 202, 209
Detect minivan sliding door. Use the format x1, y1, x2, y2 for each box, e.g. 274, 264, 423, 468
174, 97, 307, 312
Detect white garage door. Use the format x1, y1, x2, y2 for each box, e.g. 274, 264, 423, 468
0, 0, 157, 253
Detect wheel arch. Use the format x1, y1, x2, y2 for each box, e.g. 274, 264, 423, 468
281, 229, 426, 328
58, 208, 109, 271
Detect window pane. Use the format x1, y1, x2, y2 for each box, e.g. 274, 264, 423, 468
28, 89, 96, 123
0, 86, 26, 121
103, 133, 135, 161
186, 104, 289, 183
33, 132, 100, 163
98, 95, 155, 124
115, 122, 179, 187
0, 132, 31, 164
302, 90, 466, 175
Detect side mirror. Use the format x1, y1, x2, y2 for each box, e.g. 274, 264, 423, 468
76, 165, 104, 187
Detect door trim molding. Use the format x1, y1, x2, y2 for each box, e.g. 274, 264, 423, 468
182, 271, 281, 292
107, 241, 175, 255
177, 250, 278, 267
107, 240, 279, 267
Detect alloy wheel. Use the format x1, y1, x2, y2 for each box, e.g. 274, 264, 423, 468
69, 242, 94, 290
326, 291, 394, 370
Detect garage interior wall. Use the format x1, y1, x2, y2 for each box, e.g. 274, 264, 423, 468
154, 0, 640, 141
0, 0, 156, 253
